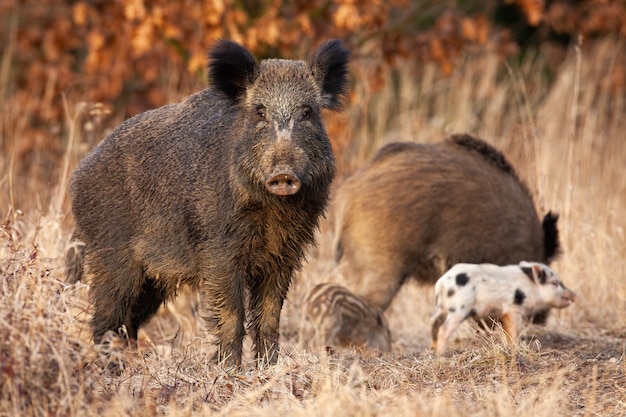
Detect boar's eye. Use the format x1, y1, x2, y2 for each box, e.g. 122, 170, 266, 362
256, 106, 267, 122
301, 106, 311, 121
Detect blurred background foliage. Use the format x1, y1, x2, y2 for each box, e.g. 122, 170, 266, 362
0, 0, 624, 195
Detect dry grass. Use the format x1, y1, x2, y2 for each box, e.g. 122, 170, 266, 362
1, 39, 625, 416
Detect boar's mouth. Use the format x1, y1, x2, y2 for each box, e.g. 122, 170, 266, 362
265, 172, 302, 195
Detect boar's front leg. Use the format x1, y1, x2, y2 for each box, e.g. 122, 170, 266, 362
248, 271, 291, 366
199, 275, 246, 369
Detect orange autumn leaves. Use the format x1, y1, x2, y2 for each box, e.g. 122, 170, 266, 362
1, 0, 625, 175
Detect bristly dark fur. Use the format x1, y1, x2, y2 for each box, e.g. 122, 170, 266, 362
369, 142, 418, 164
449, 134, 516, 174
66, 39, 350, 369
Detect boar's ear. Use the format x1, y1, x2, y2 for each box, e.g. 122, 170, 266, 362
308, 39, 350, 111
208, 39, 259, 104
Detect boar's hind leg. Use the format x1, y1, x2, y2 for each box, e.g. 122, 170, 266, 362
89, 255, 149, 344
248, 273, 290, 366
129, 276, 168, 335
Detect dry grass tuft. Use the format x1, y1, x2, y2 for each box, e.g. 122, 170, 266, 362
1, 39, 625, 416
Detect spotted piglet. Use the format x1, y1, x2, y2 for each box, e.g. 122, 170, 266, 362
431, 262, 576, 355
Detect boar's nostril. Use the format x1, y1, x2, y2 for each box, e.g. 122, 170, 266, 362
265, 172, 302, 196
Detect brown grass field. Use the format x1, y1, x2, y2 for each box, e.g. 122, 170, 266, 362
1, 39, 625, 416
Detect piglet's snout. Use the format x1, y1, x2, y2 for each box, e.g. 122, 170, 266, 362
555, 288, 577, 308
563, 289, 577, 304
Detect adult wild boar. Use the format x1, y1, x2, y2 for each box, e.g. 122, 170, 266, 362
66, 39, 350, 367
332, 134, 560, 320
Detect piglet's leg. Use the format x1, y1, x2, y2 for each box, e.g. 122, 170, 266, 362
430, 310, 447, 351
435, 313, 465, 355
500, 311, 522, 343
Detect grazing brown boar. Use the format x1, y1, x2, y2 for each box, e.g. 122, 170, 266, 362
332, 135, 560, 323
299, 283, 391, 352
65, 39, 350, 368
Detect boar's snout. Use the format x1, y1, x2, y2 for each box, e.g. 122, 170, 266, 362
265, 170, 302, 195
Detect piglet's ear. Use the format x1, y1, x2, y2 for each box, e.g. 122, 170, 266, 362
308, 39, 350, 111
529, 264, 548, 285
520, 263, 534, 282
535, 265, 547, 284
208, 40, 259, 104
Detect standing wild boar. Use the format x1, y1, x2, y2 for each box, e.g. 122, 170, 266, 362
332, 135, 560, 320
66, 39, 350, 367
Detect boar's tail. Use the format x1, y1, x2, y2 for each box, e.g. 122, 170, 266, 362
448, 134, 516, 175
65, 229, 86, 284
542, 211, 561, 262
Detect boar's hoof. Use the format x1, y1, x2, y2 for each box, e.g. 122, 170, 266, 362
265, 172, 301, 195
